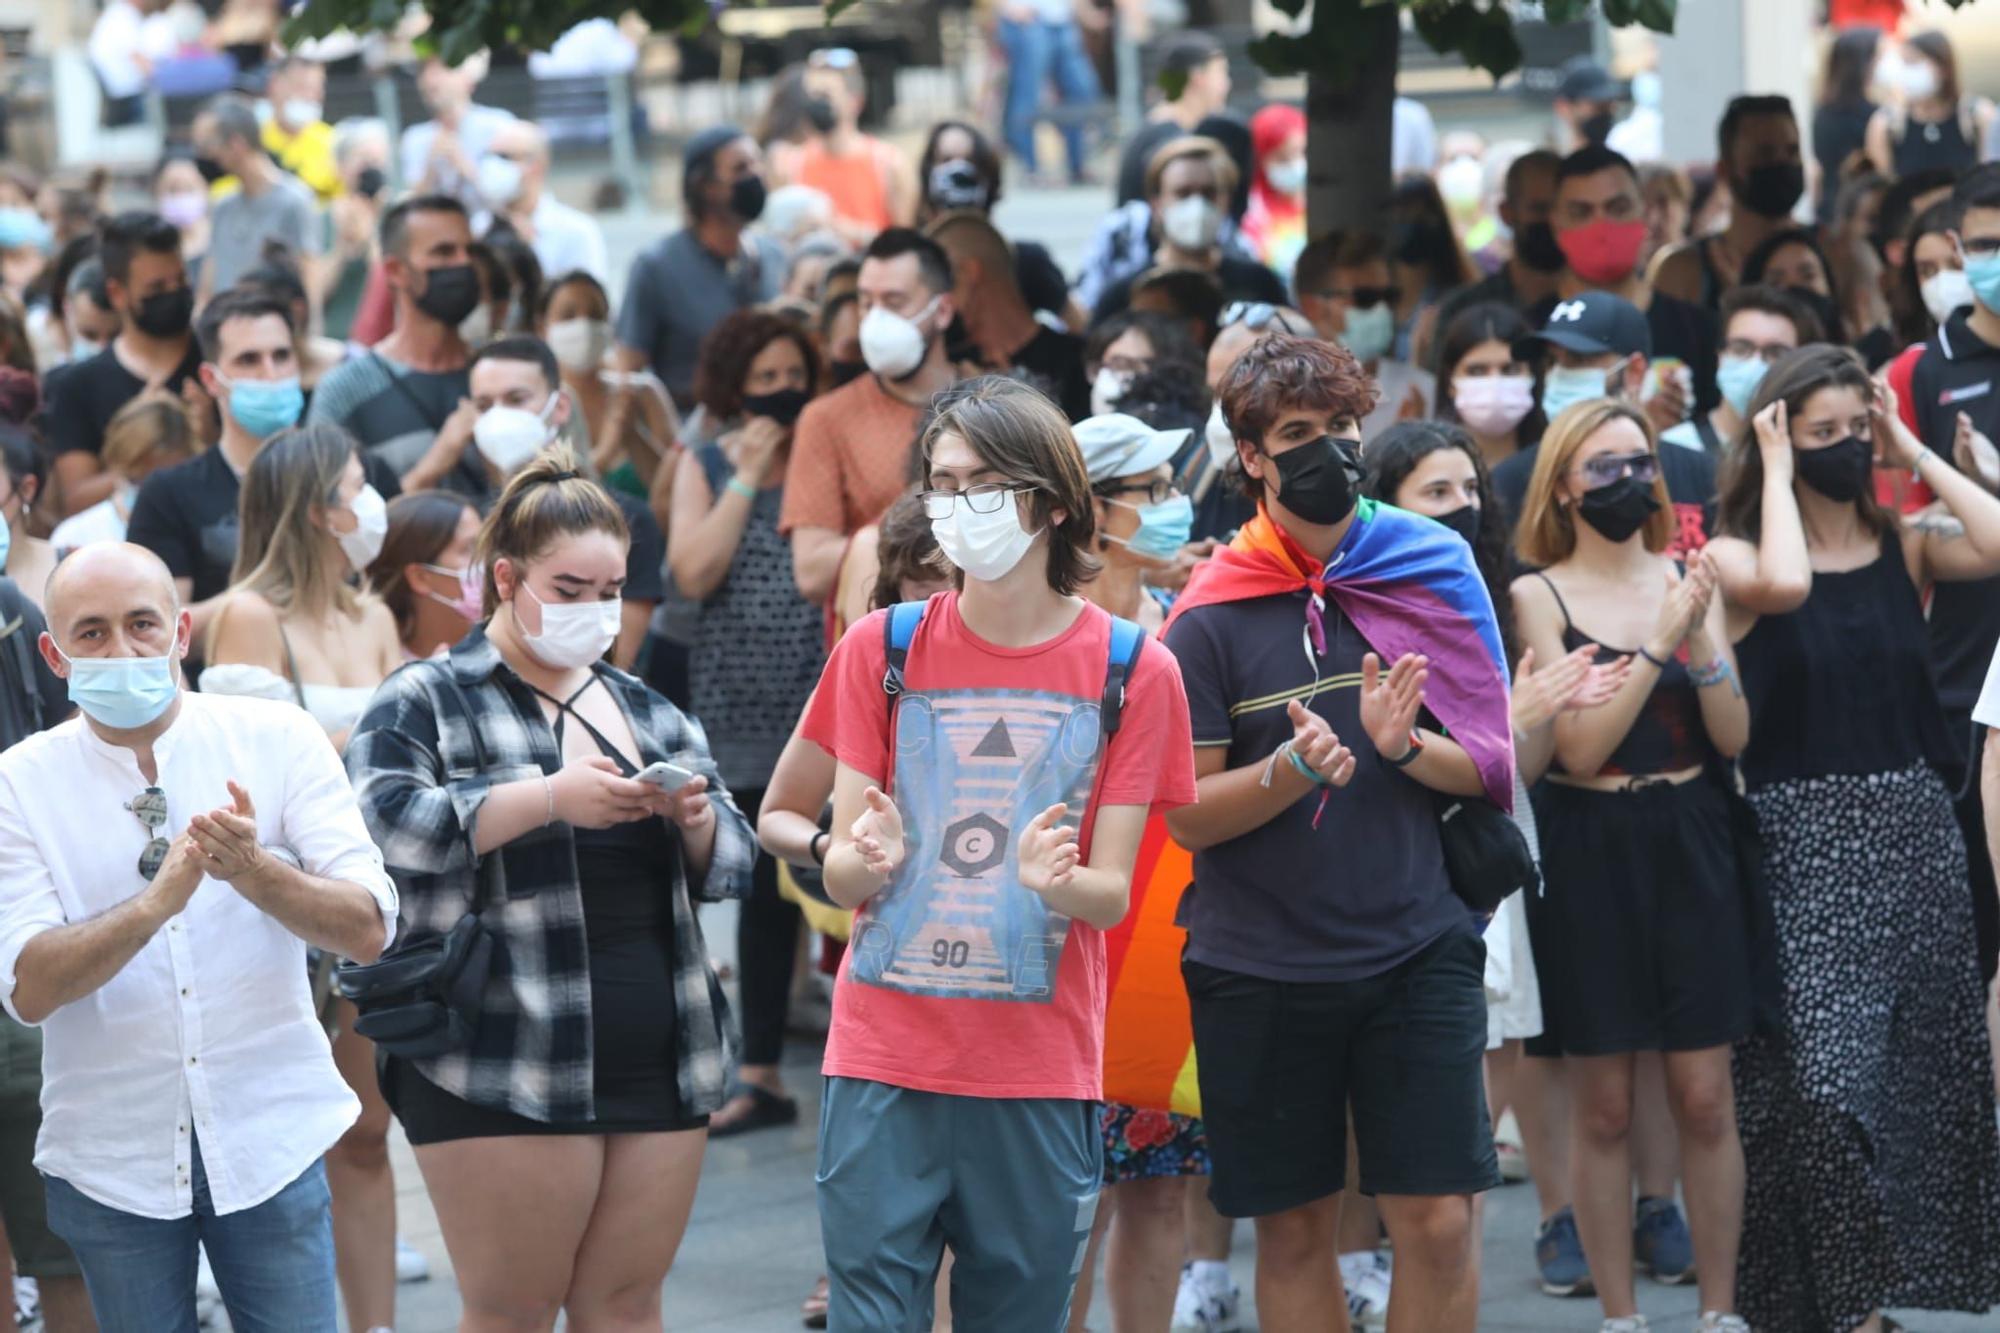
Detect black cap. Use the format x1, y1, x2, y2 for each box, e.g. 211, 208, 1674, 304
1515, 291, 1652, 361
1557, 56, 1622, 105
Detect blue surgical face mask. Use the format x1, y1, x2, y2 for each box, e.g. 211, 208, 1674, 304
1963, 246, 2000, 317
58, 644, 182, 731
1338, 302, 1396, 364
1716, 353, 1768, 418
0, 207, 51, 253
1540, 362, 1616, 423
221, 374, 304, 439
1106, 493, 1194, 562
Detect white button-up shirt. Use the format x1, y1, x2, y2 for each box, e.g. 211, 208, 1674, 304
0, 693, 397, 1220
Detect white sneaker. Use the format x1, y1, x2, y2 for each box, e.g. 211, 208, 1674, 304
1344, 1266, 1389, 1328
1697, 1315, 1751, 1332
12, 1276, 36, 1326
395, 1237, 430, 1284
1168, 1263, 1240, 1333
1600, 1318, 1649, 1333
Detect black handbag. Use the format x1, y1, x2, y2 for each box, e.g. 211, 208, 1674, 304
336, 671, 501, 1058
1434, 791, 1539, 915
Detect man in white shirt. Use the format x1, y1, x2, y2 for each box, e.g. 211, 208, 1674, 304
476, 119, 608, 285
400, 53, 518, 209
87, 0, 151, 126
0, 543, 394, 1330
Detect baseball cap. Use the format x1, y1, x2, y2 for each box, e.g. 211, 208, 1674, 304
1515, 291, 1652, 361
1073, 414, 1192, 484
1557, 56, 1622, 105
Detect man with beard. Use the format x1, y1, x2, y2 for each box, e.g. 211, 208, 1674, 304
1431, 151, 1564, 334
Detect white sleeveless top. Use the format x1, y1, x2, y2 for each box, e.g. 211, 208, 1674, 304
197, 664, 378, 737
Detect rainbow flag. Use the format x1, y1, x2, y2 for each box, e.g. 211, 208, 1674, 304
1102, 814, 1202, 1116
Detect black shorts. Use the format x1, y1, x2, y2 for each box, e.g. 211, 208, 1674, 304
1525, 776, 1752, 1059
381, 1058, 709, 1146
1184, 923, 1497, 1219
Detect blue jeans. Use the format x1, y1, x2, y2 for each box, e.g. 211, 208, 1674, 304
997, 17, 1101, 176
44, 1141, 336, 1333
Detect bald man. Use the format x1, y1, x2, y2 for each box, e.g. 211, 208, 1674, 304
926, 211, 1089, 421
479, 118, 609, 285
0, 543, 395, 1328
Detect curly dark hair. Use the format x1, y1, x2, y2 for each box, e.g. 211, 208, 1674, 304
1218, 334, 1377, 501
692, 309, 823, 424
1362, 420, 1515, 660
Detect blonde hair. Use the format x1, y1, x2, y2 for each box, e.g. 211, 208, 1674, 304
1144, 135, 1239, 202
231, 423, 365, 618
475, 445, 628, 615
101, 393, 197, 480
1514, 399, 1673, 568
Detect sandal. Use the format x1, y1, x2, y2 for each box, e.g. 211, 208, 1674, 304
801, 1274, 829, 1329
709, 1081, 799, 1138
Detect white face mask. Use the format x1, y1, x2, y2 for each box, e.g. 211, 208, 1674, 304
1338, 302, 1396, 364
282, 98, 323, 130
859, 295, 940, 381
930, 490, 1039, 583
1891, 56, 1939, 101
516, 581, 621, 670
1265, 159, 1307, 199
1205, 399, 1236, 470
1437, 155, 1484, 210
460, 304, 494, 347
1090, 366, 1132, 418
473, 393, 558, 475
1923, 267, 1975, 325
546, 317, 612, 372
1161, 196, 1223, 252
335, 484, 388, 571
477, 154, 524, 208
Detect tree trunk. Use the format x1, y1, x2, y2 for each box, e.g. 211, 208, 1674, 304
1305, 2, 1400, 241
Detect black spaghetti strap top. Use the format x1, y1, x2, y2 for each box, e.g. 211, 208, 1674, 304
1537, 572, 1711, 778
1736, 531, 1959, 790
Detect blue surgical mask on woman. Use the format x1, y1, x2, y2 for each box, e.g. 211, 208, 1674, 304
1716, 354, 1768, 418
221, 375, 304, 439
1106, 493, 1194, 562
1540, 363, 1615, 422
1963, 246, 2000, 316
57, 647, 182, 730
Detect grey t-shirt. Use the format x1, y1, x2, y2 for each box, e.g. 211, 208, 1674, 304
207, 175, 320, 292
615, 228, 784, 408
306, 352, 489, 503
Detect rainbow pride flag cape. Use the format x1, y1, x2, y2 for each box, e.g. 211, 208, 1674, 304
1102, 816, 1202, 1115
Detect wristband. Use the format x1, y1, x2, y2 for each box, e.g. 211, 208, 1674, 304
1385, 729, 1425, 769
1688, 656, 1733, 689
1637, 645, 1670, 669
726, 476, 759, 500
810, 830, 830, 865
1285, 745, 1327, 786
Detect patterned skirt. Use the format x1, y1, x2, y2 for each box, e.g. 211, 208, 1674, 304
1100, 1103, 1209, 1186
1733, 763, 2000, 1332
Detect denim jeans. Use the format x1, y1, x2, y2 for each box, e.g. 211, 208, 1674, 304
44, 1140, 336, 1333
997, 17, 1101, 176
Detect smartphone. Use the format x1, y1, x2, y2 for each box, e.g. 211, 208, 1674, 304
634, 760, 700, 790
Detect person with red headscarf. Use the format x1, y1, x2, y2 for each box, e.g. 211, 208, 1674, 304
1242, 105, 1308, 280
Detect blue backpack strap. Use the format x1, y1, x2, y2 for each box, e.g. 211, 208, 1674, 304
1100, 616, 1146, 738
880, 601, 929, 698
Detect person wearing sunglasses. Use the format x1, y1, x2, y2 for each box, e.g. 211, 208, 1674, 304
1293, 230, 1434, 444
1509, 399, 1754, 1333
0, 541, 394, 1330
1710, 345, 2000, 1333
1660, 285, 1819, 458
1492, 290, 1718, 559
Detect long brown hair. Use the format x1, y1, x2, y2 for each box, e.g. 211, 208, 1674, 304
232, 423, 366, 619
369, 491, 477, 640
1716, 344, 1891, 543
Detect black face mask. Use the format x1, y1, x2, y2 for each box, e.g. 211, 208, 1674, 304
829, 358, 866, 387
132, 286, 194, 339
413, 263, 481, 327
730, 174, 768, 223
805, 97, 839, 135
1579, 109, 1615, 147
1575, 474, 1661, 543
1794, 435, 1874, 502
194, 155, 227, 185
743, 387, 811, 427
355, 166, 386, 199
1269, 436, 1363, 526
1738, 162, 1805, 219
1437, 503, 1482, 546
1515, 219, 1567, 274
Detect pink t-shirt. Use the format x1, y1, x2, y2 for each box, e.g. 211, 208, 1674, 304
802, 592, 1197, 1100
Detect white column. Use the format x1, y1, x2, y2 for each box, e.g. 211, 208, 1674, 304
1654, 0, 1817, 167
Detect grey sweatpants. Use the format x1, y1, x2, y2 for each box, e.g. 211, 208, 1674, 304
816, 1076, 1101, 1332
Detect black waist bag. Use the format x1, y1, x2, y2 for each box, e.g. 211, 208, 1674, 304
1434, 792, 1539, 915
337, 671, 500, 1058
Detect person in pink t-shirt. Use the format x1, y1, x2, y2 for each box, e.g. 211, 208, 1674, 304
804, 377, 1196, 1331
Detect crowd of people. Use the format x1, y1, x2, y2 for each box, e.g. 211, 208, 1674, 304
0, 8, 1996, 1333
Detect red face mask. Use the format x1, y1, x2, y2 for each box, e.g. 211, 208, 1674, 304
1556, 218, 1648, 286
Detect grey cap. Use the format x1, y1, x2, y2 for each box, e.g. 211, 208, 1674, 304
1072, 413, 1191, 483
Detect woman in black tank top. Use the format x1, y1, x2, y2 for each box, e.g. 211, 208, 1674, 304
1510, 398, 1755, 1329
1710, 346, 2000, 1332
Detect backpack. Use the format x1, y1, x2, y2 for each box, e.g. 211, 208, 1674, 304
880, 600, 1147, 740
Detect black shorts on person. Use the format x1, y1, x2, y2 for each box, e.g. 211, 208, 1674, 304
1525, 775, 1752, 1059
381, 1058, 710, 1146
1184, 922, 1498, 1219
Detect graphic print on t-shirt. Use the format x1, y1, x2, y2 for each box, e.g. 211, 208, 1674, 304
850, 686, 1103, 1003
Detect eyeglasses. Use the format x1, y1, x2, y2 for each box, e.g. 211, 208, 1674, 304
1096, 479, 1182, 506
126, 786, 169, 882
1220, 302, 1313, 334
920, 484, 1026, 519
1576, 452, 1660, 490
1323, 285, 1400, 308
1723, 339, 1795, 364
1960, 235, 2000, 259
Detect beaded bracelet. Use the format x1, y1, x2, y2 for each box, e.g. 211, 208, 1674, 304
1688, 656, 1733, 689
726, 476, 759, 500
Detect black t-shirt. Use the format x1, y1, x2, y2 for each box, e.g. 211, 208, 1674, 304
1092, 257, 1288, 326
42, 341, 203, 458
126, 445, 402, 606
1164, 591, 1466, 982
1492, 436, 1717, 564
1115, 122, 1188, 207
1011, 325, 1091, 422
1910, 311, 2000, 714
1016, 241, 1069, 319
612, 490, 666, 605
1528, 290, 1720, 414
0, 579, 70, 748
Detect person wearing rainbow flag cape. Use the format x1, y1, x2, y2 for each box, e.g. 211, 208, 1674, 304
1162, 334, 1513, 1332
